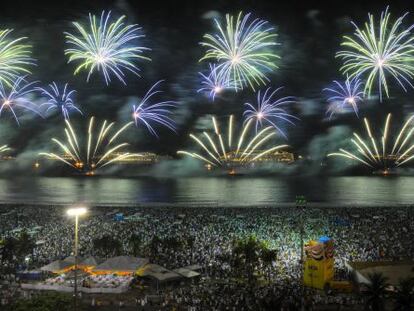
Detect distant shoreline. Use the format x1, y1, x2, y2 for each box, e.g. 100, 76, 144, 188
0, 201, 412, 209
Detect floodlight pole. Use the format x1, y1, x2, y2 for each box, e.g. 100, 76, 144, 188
74, 214, 79, 311
67, 207, 86, 311
296, 195, 306, 311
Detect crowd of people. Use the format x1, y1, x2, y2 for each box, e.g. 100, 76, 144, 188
1, 203, 413, 309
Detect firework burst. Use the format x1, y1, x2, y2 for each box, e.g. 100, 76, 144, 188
328, 113, 414, 170
324, 76, 364, 118
243, 87, 297, 138
65, 11, 150, 85
0, 76, 40, 125
37, 82, 82, 120
177, 115, 288, 169
198, 64, 235, 101
0, 145, 10, 156
132, 80, 177, 137
0, 29, 34, 86
200, 12, 279, 91
337, 7, 414, 101
40, 117, 137, 173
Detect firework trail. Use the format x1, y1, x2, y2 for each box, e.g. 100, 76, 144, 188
178, 115, 288, 168
0, 29, 34, 87
0, 145, 10, 156
40, 117, 138, 173
337, 7, 414, 101
198, 63, 236, 101
132, 80, 177, 137
65, 11, 150, 85
324, 76, 364, 118
328, 113, 414, 170
243, 87, 297, 138
200, 12, 279, 91
0, 76, 40, 126
37, 82, 82, 120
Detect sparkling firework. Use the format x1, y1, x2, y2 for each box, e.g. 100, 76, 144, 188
200, 12, 279, 91
132, 80, 177, 137
197, 64, 235, 101
0, 76, 40, 125
324, 76, 364, 118
177, 115, 288, 168
40, 117, 137, 172
0, 145, 10, 156
328, 113, 414, 170
337, 7, 414, 101
65, 11, 150, 85
0, 29, 34, 87
37, 82, 82, 120
243, 87, 297, 138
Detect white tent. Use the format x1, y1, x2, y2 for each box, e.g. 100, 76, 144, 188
40, 260, 73, 273
140, 264, 182, 282
182, 264, 202, 271
92, 256, 148, 274
80, 256, 100, 267
173, 268, 200, 278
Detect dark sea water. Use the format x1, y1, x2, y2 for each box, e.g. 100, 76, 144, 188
0, 176, 412, 206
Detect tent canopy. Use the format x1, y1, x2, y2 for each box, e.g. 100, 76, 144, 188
182, 264, 202, 271
173, 268, 200, 278
40, 260, 73, 273
80, 256, 101, 267
140, 264, 182, 282
93, 256, 148, 274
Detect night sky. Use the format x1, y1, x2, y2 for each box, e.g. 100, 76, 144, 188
1, 0, 414, 175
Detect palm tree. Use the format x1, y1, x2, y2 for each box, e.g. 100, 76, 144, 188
129, 234, 142, 257
364, 272, 389, 311
93, 235, 122, 258
393, 277, 414, 311
261, 247, 277, 281
0, 231, 34, 266
0, 236, 17, 264
233, 235, 261, 282
147, 235, 161, 261
164, 236, 183, 251
16, 230, 35, 261
232, 235, 276, 284
0, 236, 18, 276
260, 289, 285, 310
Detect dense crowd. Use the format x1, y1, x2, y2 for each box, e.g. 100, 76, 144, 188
1, 204, 413, 309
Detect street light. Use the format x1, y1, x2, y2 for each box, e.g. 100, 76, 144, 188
67, 207, 87, 311
295, 195, 307, 311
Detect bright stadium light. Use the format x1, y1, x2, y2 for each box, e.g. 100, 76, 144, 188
67, 205, 87, 311
67, 207, 87, 217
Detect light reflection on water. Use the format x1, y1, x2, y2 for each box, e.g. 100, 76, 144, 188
0, 176, 411, 206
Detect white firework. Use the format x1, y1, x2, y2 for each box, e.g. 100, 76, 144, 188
65, 11, 150, 85
337, 7, 414, 101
